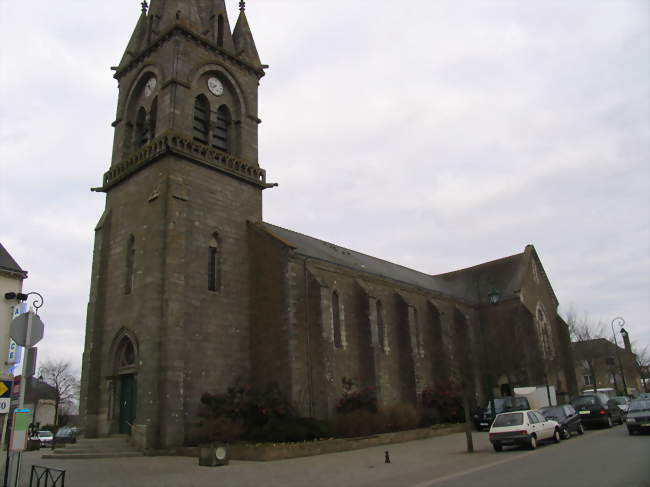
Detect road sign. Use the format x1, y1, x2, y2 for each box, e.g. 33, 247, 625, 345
0, 380, 11, 413
9, 409, 31, 451
10, 311, 44, 347
0, 380, 11, 398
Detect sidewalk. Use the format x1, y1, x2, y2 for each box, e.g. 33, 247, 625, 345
11, 431, 527, 487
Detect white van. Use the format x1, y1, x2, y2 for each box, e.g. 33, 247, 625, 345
581, 388, 616, 399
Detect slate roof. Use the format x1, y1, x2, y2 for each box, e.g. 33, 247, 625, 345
0, 242, 27, 277
259, 222, 528, 304
573, 338, 626, 355
434, 252, 527, 303
26, 377, 58, 403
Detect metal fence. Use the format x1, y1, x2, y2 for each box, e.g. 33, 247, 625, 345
29, 466, 65, 487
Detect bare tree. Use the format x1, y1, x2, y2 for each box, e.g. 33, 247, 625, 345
634, 345, 650, 393
38, 360, 80, 426
565, 309, 606, 394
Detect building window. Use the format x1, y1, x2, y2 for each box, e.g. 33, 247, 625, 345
332, 291, 342, 349
376, 300, 387, 352
149, 97, 158, 140
125, 235, 135, 295
212, 105, 231, 152
413, 307, 424, 358
135, 107, 149, 148
193, 95, 210, 144
535, 302, 554, 360
119, 338, 136, 368
217, 15, 225, 47
208, 234, 221, 292
583, 375, 594, 386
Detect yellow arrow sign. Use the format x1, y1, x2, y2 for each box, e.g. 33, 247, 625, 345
0, 382, 9, 397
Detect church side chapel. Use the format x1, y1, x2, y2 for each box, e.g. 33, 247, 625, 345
80, 0, 577, 451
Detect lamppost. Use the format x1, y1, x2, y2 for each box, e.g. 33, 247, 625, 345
478, 280, 500, 419
461, 280, 499, 454
3, 291, 45, 487
611, 317, 628, 396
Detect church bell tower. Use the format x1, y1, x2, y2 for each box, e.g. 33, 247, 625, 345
80, 0, 270, 450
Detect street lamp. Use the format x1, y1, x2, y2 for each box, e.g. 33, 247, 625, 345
611, 317, 628, 396
462, 281, 500, 454
480, 285, 500, 419
4, 291, 44, 314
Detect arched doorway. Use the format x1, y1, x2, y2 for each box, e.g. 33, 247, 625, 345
114, 335, 138, 434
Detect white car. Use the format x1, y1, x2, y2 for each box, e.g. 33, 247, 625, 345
488, 410, 561, 451
30, 430, 54, 447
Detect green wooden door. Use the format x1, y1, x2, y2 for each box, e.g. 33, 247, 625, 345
119, 374, 136, 434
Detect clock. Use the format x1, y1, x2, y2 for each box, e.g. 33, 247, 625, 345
144, 77, 157, 97
208, 77, 224, 96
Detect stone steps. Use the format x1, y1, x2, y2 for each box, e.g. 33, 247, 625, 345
42, 435, 143, 460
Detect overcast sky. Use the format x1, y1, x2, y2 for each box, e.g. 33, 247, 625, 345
0, 0, 648, 376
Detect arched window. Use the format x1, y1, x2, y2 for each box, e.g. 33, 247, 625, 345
193, 96, 210, 144
118, 337, 136, 369
536, 303, 553, 359
125, 235, 135, 295
149, 97, 158, 140
332, 291, 342, 349
413, 307, 423, 357
135, 107, 149, 148
376, 300, 386, 352
217, 15, 225, 48
208, 233, 221, 292
212, 105, 231, 152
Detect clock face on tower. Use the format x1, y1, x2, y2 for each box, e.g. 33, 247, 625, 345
144, 77, 157, 97
208, 77, 224, 96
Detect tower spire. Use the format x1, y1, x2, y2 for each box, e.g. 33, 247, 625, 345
233, 1, 261, 67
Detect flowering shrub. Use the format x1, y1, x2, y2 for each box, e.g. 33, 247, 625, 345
336, 377, 377, 414
195, 380, 323, 443
420, 379, 464, 424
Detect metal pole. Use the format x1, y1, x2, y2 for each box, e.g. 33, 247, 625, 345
12, 453, 20, 487
462, 384, 474, 453
17, 313, 32, 410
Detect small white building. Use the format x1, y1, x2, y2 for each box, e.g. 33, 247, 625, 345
0, 243, 28, 445
0, 243, 27, 378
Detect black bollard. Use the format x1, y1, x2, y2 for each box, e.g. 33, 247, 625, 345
385, 451, 391, 463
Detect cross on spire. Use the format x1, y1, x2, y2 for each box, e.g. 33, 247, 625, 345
239, 0, 246, 12
141, 1, 149, 14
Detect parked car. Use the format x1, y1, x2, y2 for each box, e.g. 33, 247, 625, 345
55, 426, 78, 445
473, 396, 530, 431
637, 392, 650, 400
539, 404, 584, 439
570, 393, 623, 428
610, 396, 631, 416
488, 410, 561, 451
31, 430, 54, 447
625, 399, 650, 435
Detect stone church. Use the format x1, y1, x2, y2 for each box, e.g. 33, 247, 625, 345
79, 0, 577, 451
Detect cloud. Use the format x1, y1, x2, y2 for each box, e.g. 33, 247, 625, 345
0, 0, 648, 372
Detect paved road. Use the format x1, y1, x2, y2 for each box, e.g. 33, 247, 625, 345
412, 426, 650, 487
5, 425, 648, 486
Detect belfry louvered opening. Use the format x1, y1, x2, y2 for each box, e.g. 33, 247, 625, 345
193, 95, 210, 144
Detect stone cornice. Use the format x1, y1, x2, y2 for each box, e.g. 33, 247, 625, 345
114, 24, 266, 80
93, 131, 274, 192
